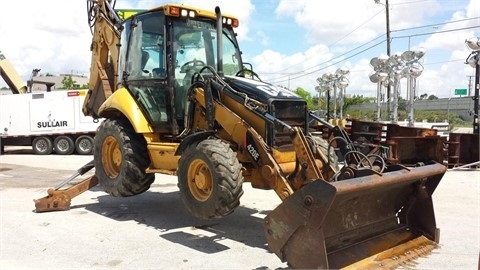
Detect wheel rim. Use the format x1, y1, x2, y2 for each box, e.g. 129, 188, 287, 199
57, 139, 68, 151
101, 135, 122, 179
187, 159, 213, 202
37, 139, 47, 152
79, 138, 92, 152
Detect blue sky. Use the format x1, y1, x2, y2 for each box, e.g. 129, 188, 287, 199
1, 0, 479, 98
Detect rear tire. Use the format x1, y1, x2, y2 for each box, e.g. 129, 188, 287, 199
54, 136, 75, 155
32, 136, 53, 155
93, 118, 154, 197
178, 138, 244, 220
75, 135, 94, 155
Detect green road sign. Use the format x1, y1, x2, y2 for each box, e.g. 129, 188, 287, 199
455, 88, 467, 96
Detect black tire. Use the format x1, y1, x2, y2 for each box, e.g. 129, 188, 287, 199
32, 136, 53, 155
54, 136, 75, 155
312, 135, 340, 174
75, 135, 94, 155
93, 118, 154, 197
178, 138, 244, 220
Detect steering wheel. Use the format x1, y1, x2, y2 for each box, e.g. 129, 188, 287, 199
235, 68, 262, 81
180, 60, 206, 73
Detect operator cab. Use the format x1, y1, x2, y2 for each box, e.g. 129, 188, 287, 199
117, 5, 243, 136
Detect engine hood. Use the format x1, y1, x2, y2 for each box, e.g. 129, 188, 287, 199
224, 76, 303, 103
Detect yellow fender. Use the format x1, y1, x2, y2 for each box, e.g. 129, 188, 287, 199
98, 87, 153, 133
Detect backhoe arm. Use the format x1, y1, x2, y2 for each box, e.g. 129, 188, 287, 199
82, 0, 123, 118
0, 50, 28, 94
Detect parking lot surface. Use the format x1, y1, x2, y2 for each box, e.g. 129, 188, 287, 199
0, 147, 479, 269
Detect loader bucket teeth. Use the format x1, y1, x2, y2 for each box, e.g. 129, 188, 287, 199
264, 162, 446, 269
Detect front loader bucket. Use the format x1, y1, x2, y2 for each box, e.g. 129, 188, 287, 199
264, 162, 446, 269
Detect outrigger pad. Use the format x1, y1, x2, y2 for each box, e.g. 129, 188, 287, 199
34, 189, 72, 212
264, 162, 446, 269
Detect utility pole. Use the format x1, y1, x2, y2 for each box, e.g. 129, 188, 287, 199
375, 0, 392, 116
385, 0, 392, 118
473, 64, 479, 134
385, 0, 391, 58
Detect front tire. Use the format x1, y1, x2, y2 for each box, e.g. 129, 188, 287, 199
93, 118, 154, 197
178, 138, 244, 220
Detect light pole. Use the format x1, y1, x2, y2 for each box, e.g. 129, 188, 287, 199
370, 49, 425, 124
402, 48, 425, 126
369, 55, 389, 121
336, 68, 350, 119
316, 69, 349, 121
465, 37, 480, 134
317, 73, 334, 120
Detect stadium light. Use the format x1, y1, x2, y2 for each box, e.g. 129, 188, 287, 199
464, 37, 479, 134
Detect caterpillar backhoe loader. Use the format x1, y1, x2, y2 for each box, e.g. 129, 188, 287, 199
34, 1, 447, 268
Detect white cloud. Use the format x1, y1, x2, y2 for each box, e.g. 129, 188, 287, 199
255, 0, 480, 99
0, 0, 255, 87
0, 1, 92, 81
275, 0, 442, 46
1, 0, 478, 101
252, 45, 335, 90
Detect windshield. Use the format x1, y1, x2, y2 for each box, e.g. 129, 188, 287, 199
172, 18, 242, 88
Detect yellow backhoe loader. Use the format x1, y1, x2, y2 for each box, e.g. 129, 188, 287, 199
34, 1, 447, 268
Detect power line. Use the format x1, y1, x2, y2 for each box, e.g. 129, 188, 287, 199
268, 39, 385, 84
268, 34, 387, 82
423, 58, 465, 66
391, 16, 480, 33
271, 9, 386, 74
327, 10, 384, 48
266, 15, 480, 84
392, 25, 480, 40
267, 23, 480, 84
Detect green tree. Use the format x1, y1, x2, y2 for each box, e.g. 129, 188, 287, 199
61, 75, 77, 89
343, 95, 375, 111
428, 94, 438, 100
294, 87, 316, 110
418, 93, 428, 100
398, 96, 407, 111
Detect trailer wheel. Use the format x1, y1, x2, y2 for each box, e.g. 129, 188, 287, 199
75, 135, 94, 155
54, 136, 75, 155
94, 118, 154, 197
178, 138, 244, 219
32, 136, 53, 155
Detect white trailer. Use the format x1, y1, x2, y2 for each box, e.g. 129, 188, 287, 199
0, 90, 99, 155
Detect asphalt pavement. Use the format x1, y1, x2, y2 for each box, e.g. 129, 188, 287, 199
0, 147, 479, 269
